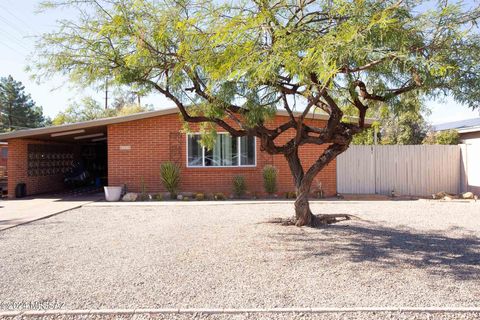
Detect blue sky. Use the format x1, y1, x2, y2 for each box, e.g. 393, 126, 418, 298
0, 0, 479, 124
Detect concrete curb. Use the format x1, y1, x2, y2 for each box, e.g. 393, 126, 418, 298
83, 199, 398, 207
1, 307, 480, 317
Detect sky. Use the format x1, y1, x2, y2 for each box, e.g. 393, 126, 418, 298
0, 0, 479, 124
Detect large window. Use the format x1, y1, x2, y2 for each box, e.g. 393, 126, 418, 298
187, 133, 256, 167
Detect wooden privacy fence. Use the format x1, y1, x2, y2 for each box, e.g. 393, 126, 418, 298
336, 145, 461, 196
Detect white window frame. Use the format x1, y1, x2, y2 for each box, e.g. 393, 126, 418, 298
186, 132, 257, 168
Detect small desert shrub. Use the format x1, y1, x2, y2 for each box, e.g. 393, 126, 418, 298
285, 191, 297, 199
139, 177, 149, 201
262, 165, 278, 194
160, 162, 180, 199
214, 193, 226, 200
195, 193, 205, 201
232, 175, 247, 197
153, 193, 163, 201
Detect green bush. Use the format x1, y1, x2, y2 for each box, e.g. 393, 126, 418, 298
153, 193, 163, 201
232, 175, 247, 197
262, 165, 278, 194
214, 193, 226, 200
160, 162, 181, 198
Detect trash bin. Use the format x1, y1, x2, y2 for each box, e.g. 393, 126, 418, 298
15, 183, 26, 198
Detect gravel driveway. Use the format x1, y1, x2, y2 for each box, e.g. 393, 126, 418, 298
0, 200, 479, 319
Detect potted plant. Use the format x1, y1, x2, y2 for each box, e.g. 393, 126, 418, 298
104, 186, 122, 201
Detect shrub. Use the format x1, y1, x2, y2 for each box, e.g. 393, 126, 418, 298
214, 193, 226, 200
139, 177, 149, 201
285, 191, 296, 199
152, 193, 163, 201
232, 175, 247, 197
195, 193, 205, 201
262, 165, 278, 194
423, 129, 460, 145
160, 162, 181, 198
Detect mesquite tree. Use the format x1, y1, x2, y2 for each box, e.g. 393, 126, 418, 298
35, 0, 480, 226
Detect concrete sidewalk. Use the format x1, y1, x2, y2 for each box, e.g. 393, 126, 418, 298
0, 194, 102, 231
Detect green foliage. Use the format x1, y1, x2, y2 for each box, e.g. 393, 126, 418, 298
423, 130, 460, 145
285, 191, 297, 199
381, 95, 429, 145
53, 97, 110, 125
139, 176, 148, 201
0, 75, 49, 132
160, 162, 181, 197
232, 175, 247, 198
214, 193, 226, 200
262, 165, 278, 194
153, 193, 163, 201
352, 128, 376, 145
352, 95, 429, 145
52, 95, 152, 125
33, 0, 480, 198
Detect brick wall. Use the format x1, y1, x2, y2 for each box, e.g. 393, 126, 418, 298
0, 145, 7, 169
7, 139, 79, 198
108, 113, 336, 197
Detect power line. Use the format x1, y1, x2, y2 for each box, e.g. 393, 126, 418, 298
0, 38, 25, 55
0, 16, 31, 51
0, 3, 38, 35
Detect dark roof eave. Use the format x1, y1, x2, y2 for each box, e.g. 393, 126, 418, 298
0, 107, 375, 141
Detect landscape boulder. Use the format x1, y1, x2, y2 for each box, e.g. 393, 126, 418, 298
461, 192, 475, 199
122, 192, 138, 202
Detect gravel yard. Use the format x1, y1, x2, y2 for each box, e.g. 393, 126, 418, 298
0, 200, 479, 319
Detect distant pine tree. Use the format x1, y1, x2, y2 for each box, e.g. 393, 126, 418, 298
0, 75, 49, 132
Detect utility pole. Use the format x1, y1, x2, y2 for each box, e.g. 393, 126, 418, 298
104, 78, 109, 110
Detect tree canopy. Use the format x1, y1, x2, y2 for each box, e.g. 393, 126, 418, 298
0, 75, 49, 132
52, 94, 152, 125
34, 0, 480, 226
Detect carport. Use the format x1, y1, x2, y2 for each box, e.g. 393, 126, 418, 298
0, 109, 183, 199
0, 119, 109, 198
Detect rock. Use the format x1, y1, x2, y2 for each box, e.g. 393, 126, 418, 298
180, 192, 195, 198
443, 196, 453, 201
462, 192, 475, 199
433, 191, 457, 200
122, 192, 138, 202
160, 192, 172, 199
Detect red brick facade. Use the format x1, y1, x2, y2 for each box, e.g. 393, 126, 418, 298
108, 114, 336, 197
0, 145, 7, 168
7, 139, 80, 197
5, 112, 337, 198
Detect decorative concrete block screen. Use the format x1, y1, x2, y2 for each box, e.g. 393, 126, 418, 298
336, 145, 461, 196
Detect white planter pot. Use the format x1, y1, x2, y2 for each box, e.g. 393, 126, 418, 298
104, 186, 122, 202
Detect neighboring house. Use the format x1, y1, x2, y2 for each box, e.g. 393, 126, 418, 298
0, 108, 367, 199
434, 117, 480, 194
434, 118, 480, 144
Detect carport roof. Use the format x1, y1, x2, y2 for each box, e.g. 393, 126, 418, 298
0, 108, 179, 141
0, 107, 373, 142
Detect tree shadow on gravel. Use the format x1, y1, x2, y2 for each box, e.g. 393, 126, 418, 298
271, 222, 480, 280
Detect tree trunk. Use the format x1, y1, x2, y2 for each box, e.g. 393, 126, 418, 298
294, 181, 313, 226
285, 150, 315, 227
286, 143, 351, 227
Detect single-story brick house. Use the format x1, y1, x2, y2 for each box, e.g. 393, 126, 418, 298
0, 142, 7, 169
0, 108, 368, 199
